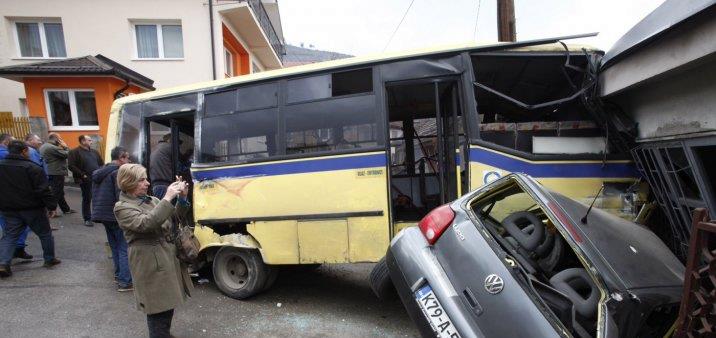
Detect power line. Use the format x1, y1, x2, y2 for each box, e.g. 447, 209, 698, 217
382, 0, 416, 52
473, 0, 482, 40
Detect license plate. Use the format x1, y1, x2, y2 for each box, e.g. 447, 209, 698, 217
415, 285, 461, 338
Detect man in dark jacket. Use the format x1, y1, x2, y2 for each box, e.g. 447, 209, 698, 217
149, 134, 174, 199
0, 133, 33, 260
68, 135, 103, 226
40, 133, 76, 216
0, 141, 61, 277
92, 146, 133, 291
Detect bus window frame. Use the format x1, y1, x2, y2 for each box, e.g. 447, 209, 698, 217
193, 67, 386, 168
284, 67, 375, 106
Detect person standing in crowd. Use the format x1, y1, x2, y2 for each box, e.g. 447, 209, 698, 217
40, 133, 76, 216
0, 140, 61, 277
149, 134, 174, 199
68, 135, 103, 227
92, 147, 133, 292
25, 133, 48, 175
114, 164, 193, 338
0, 134, 33, 260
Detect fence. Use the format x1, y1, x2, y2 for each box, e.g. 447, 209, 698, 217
0, 116, 32, 138
674, 208, 716, 337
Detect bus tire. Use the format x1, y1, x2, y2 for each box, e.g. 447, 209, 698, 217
369, 257, 397, 301
212, 247, 267, 299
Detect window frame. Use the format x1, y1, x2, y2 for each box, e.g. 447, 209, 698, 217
130, 21, 184, 60
12, 19, 66, 59
43, 89, 100, 131
285, 68, 375, 105
224, 47, 234, 77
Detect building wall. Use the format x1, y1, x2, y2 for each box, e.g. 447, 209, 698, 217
23, 76, 142, 149
0, 0, 279, 116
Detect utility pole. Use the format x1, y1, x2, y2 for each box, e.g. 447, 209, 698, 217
497, 0, 516, 42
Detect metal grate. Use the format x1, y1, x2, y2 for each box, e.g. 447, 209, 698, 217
674, 208, 716, 337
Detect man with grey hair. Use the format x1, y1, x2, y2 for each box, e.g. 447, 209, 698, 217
40, 133, 76, 216
24, 134, 47, 175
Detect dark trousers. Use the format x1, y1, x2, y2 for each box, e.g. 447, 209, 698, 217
49, 175, 71, 213
80, 180, 92, 222
147, 309, 174, 338
102, 221, 132, 287
0, 209, 55, 265
152, 184, 169, 200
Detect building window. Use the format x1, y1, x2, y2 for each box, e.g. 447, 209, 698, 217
18, 98, 28, 117
14, 21, 67, 58
44, 89, 99, 130
133, 22, 183, 59
224, 47, 234, 77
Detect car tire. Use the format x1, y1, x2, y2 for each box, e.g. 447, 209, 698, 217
369, 256, 397, 301
212, 247, 268, 299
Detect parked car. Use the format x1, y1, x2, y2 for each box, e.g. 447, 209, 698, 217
381, 173, 684, 338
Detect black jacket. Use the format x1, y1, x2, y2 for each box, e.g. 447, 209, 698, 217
0, 154, 57, 211
91, 164, 120, 223
68, 146, 103, 183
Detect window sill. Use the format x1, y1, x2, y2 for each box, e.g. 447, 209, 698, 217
131, 58, 185, 61
49, 126, 100, 131
12, 56, 68, 61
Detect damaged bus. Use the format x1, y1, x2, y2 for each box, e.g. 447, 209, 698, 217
106, 34, 641, 299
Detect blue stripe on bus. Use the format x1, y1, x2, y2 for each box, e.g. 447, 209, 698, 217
193, 153, 387, 180
469, 148, 638, 178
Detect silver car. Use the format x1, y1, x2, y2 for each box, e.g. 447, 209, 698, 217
383, 173, 684, 338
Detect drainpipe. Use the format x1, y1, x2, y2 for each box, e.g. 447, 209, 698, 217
114, 78, 131, 99
209, 0, 217, 80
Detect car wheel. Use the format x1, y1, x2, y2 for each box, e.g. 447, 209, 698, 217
212, 247, 268, 299
369, 257, 397, 301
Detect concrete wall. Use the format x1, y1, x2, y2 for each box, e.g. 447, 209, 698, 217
0, 0, 277, 116
610, 59, 716, 140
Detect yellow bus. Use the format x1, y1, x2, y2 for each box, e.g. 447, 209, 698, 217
106, 35, 640, 299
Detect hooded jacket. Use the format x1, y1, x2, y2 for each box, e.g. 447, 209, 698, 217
91, 163, 120, 223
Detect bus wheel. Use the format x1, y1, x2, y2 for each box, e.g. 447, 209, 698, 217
369, 257, 397, 301
213, 247, 268, 299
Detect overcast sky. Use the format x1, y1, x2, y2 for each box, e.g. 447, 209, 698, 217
279, 0, 665, 56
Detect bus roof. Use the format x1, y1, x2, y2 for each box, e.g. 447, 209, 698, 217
111, 39, 599, 110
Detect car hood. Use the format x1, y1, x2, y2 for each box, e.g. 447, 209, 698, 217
548, 191, 685, 291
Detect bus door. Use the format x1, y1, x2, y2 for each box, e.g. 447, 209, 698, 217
386, 79, 465, 232
144, 113, 195, 201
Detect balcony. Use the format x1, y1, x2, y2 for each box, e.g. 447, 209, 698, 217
218, 0, 285, 69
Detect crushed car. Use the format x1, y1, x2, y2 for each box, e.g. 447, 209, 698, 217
383, 173, 684, 338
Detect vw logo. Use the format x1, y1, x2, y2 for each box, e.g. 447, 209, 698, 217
484, 274, 504, 294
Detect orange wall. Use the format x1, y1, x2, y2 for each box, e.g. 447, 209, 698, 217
222, 24, 250, 76
23, 76, 145, 149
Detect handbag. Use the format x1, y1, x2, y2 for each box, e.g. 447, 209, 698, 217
171, 212, 201, 264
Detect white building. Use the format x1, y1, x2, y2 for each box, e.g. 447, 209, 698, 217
0, 0, 285, 117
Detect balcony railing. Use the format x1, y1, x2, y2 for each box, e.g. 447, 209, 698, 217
245, 0, 285, 59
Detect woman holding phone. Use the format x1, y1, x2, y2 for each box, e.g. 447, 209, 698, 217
113, 164, 193, 338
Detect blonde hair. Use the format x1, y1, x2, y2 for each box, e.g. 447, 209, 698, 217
117, 163, 147, 193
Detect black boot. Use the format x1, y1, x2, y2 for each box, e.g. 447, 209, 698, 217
0, 264, 11, 277
14, 248, 33, 260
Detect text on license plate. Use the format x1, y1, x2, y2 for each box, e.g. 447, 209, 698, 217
415, 285, 461, 338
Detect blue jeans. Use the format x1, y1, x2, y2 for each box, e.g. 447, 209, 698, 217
102, 221, 132, 287
0, 214, 30, 250
0, 209, 55, 265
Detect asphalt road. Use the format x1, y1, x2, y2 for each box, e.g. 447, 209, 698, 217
0, 187, 418, 338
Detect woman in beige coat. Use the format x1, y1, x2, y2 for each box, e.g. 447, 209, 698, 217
113, 164, 193, 338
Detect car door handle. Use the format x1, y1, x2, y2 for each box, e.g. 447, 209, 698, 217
462, 287, 483, 316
